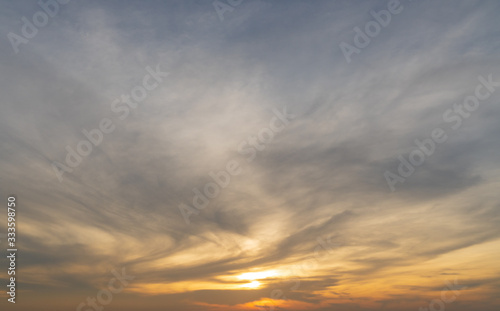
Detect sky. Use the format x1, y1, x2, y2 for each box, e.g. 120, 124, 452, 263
0, 0, 499, 310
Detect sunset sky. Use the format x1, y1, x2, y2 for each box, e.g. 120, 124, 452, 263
1, 0, 500, 310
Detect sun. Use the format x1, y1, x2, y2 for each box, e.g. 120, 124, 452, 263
239, 280, 261, 289
236, 270, 278, 289
237, 270, 278, 281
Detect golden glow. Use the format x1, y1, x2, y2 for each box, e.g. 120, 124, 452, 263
237, 270, 278, 280
240, 280, 261, 288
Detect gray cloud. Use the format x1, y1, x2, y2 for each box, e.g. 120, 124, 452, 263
0, 0, 499, 310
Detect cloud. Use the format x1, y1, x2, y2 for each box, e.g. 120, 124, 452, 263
0, 0, 499, 310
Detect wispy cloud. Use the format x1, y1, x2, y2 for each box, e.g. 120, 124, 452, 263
0, 0, 499, 310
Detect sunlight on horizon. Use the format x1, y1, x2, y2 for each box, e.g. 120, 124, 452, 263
237, 270, 278, 281
239, 280, 262, 289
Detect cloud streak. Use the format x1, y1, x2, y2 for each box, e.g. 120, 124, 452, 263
0, 0, 499, 310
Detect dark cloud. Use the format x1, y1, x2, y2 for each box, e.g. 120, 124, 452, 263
0, 0, 499, 310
